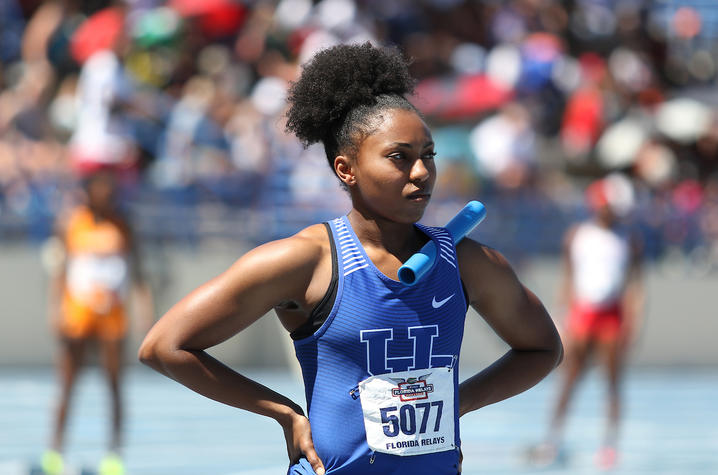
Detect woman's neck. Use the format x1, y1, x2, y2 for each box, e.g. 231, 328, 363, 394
347, 208, 427, 261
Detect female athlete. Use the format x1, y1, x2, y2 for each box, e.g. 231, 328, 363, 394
44, 170, 153, 475
139, 42, 562, 474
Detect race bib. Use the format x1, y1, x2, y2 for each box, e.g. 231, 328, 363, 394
358, 367, 455, 456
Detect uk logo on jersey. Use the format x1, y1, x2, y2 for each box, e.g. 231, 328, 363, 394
360, 324, 455, 375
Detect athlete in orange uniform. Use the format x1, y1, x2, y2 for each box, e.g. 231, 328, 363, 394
43, 171, 153, 475
60, 205, 130, 339
529, 175, 643, 470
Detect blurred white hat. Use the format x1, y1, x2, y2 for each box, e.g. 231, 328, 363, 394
275, 0, 313, 30
655, 97, 713, 143
596, 117, 649, 169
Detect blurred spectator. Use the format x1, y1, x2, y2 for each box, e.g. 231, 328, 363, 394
695, 174, 718, 274
150, 75, 218, 188
67, 6, 140, 174
469, 102, 536, 190
559, 53, 607, 162
0, 0, 25, 64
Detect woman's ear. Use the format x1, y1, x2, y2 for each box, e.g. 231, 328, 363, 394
334, 155, 356, 187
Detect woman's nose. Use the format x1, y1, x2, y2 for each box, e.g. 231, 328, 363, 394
410, 158, 432, 183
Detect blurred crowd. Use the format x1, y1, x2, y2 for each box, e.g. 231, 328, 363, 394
1, 0, 717, 268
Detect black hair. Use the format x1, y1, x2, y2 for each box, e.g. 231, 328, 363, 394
285, 42, 417, 168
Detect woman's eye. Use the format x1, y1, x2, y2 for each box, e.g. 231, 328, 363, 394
387, 150, 435, 161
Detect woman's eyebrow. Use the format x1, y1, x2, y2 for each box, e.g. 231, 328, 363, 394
387, 140, 435, 148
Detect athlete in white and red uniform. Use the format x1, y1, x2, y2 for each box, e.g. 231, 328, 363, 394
567, 216, 630, 343
530, 174, 643, 470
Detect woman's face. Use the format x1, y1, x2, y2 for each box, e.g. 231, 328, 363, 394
340, 108, 436, 224
86, 173, 117, 214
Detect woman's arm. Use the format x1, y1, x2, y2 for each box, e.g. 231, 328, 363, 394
124, 219, 155, 335
457, 239, 563, 416
138, 227, 328, 474
46, 212, 71, 335
620, 231, 645, 347
46, 236, 67, 335
557, 226, 578, 312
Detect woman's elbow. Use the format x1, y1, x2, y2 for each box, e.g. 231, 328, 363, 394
137, 337, 156, 367
138, 333, 170, 371
532, 325, 563, 370
553, 337, 564, 367
549, 330, 564, 368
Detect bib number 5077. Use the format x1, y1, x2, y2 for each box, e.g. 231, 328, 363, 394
380, 401, 443, 437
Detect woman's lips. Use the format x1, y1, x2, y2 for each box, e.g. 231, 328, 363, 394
407, 193, 431, 201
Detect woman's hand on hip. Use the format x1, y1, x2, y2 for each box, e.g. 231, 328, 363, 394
283, 412, 325, 475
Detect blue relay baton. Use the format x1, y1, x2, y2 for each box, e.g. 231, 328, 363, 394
398, 200, 487, 286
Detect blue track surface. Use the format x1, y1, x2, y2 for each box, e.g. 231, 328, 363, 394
1, 366, 716, 474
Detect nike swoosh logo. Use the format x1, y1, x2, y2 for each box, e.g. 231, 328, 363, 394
432, 294, 455, 308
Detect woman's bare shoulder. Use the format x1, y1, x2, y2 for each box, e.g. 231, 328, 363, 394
273, 223, 330, 263
456, 238, 508, 270
228, 223, 331, 284
455, 238, 521, 305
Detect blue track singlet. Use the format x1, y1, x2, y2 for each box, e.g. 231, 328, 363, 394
291, 215, 467, 474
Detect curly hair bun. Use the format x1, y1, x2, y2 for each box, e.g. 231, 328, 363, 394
286, 42, 414, 147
